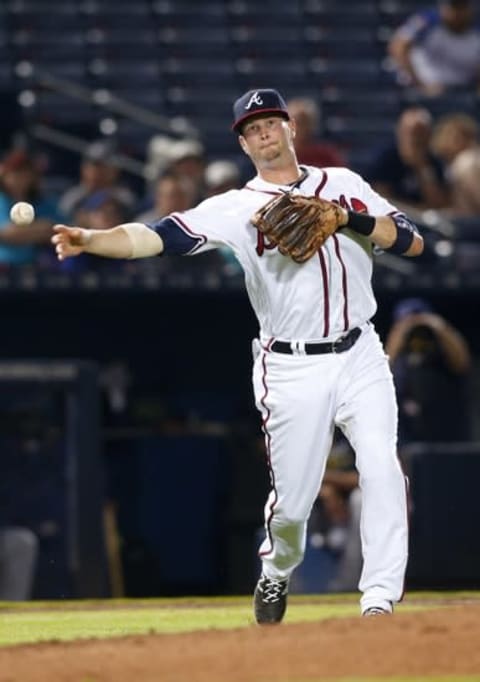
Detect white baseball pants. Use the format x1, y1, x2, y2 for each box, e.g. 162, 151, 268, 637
253, 323, 408, 613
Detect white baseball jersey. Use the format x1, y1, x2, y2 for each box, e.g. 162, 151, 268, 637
152, 166, 399, 342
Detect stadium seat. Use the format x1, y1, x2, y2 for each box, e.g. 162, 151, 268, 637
9, 28, 85, 62
160, 58, 235, 87
7, 12, 82, 32
227, 0, 302, 12
164, 87, 237, 119
235, 59, 308, 91
108, 88, 165, 112
378, 0, 431, 27
302, 0, 378, 27
227, 6, 302, 27
308, 57, 395, 89
87, 59, 162, 89
82, 4, 153, 30
84, 27, 158, 59
304, 27, 383, 59
322, 88, 402, 118
1, 0, 460, 185
152, 2, 227, 27
24, 60, 87, 82
0, 64, 12, 87
401, 90, 478, 119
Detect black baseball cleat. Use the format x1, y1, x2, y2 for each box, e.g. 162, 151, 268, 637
254, 574, 289, 624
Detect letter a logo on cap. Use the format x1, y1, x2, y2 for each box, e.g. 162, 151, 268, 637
245, 91, 263, 110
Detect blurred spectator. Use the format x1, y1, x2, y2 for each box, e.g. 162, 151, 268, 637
0, 527, 38, 600
431, 113, 480, 215
136, 162, 224, 279
136, 172, 197, 223
141, 156, 240, 277
286, 97, 345, 168
146, 136, 206, 203
82, 191, 132, 230
431, 112, 479, 166
205, 160, 241, 197
203, 161, 243, 274
59, 191, 132, 273
385, 298, 472, 446
0, 149, 62, 266
365, 107, 449, 210
388, 0, 480, 96
449, 147, 480, 215
167, 141, 206, 201
59, 140, 136, 223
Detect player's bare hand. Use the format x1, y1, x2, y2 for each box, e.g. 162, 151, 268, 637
51, 224, 91, 260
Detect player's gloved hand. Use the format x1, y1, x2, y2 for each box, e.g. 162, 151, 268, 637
251, 192, 347, 263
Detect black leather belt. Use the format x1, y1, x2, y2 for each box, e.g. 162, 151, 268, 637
271, 327, 361, 355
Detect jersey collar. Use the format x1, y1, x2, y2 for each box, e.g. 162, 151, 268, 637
246, 165, 311, 193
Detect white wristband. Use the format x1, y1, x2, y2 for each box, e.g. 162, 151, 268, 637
82, 229, 92, 245
122, 223, 164, 258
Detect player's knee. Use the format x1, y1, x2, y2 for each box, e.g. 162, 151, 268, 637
358, 460, 405, 494
272, 511, 308, 528
355, 437, 400, 474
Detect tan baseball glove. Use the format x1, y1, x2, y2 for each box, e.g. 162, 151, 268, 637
251, 192, 347, 263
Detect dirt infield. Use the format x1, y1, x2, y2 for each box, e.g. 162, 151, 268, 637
1, 604, 480, 681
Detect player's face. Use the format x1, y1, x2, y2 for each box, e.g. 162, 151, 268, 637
239, 115, 296, 168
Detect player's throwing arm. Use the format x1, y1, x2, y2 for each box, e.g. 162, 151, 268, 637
52, 223, 164, 260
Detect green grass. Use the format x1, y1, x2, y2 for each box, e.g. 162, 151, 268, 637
0, 591, 478, 647
0, 602, 360, 646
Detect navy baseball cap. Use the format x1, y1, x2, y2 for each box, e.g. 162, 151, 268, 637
232, 89, 290, 133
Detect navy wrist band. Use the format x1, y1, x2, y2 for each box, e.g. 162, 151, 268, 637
386, 216, 415, 255
346, 211, 376, 236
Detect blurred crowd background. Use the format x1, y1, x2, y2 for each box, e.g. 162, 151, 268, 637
1, 0, 480, 601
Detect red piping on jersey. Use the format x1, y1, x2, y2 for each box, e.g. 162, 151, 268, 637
261, 337, 275, 352
314, 170, 328, 196
317, 249, 330, 337
333, 233, 349, 331
258, 351, 278, 559
315, 172, 330, 337
171, 213, 207, 253
398, 463, 410, 603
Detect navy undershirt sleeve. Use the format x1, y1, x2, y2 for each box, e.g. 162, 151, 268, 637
146, 216, 204, 255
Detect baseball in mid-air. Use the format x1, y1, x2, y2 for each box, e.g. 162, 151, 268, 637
10, 201, 35, 225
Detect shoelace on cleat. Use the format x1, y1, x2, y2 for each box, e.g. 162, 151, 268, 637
259, 577, 288, 604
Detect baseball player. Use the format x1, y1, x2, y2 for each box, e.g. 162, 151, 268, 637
52, 89, 424, 623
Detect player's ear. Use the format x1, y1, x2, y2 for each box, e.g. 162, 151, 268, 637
238, 135, 251, 157
288, 118, 297, 139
